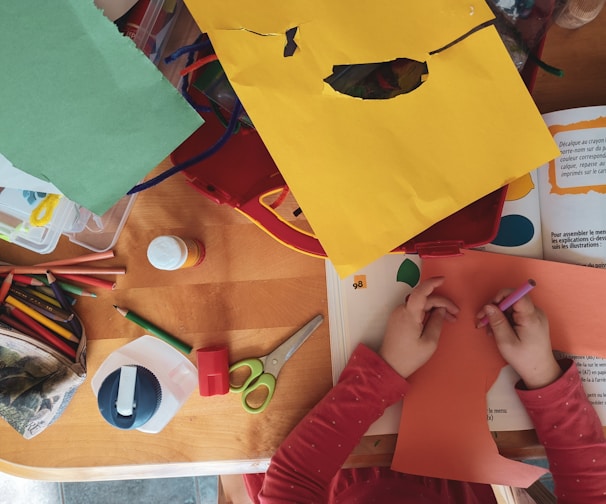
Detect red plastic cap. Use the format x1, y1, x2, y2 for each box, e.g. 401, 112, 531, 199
197, 346, 230, 396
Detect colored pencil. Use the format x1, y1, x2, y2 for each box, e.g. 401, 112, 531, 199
35, 250, 115, 267
0, 265, 125, 275
0, 312, 40, 340
3, 305, 77, 359
46, 272, 83, 339
9, 285, 73, 322
29, 287, 65, 308
4, 295, 79, 343
113, 305, 192, 354
56, 273, 116, 291
0, 271, 13, 303
31, 275, 96, 298
0, 274, 44, 286
477, 279, 537, 328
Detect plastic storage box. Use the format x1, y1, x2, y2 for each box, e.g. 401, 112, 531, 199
0, 189, 137, 254
0, 188, 78, 254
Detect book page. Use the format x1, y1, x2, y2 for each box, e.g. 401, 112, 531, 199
538, 106, 606, 267
326, 254, 422, 435
485, 354, 606, 431
480, 169, 544, 259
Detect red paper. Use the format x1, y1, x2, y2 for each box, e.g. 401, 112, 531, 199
392, 249, 606, 486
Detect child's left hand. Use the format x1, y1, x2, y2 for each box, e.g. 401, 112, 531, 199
378, 276, 459, 378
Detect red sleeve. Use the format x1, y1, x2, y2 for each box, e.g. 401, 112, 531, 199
257, 344, 409, 503
516, 359, 606, 502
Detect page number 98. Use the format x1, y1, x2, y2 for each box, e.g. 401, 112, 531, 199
353, 275, 367, 290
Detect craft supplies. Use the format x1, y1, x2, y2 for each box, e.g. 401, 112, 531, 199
91, 336, 197, 433
146, 235, 205, 271
114, 305, 192, 353
197, 346, 230, 396
0, 188, 136, 255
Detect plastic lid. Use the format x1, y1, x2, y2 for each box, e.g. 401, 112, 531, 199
97, 365, 162, 430
197, 346, 230, 396
147, 235, 187, 270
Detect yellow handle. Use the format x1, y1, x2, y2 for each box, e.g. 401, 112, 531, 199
30, 194, 61, 227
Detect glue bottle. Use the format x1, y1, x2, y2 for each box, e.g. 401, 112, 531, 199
147, 235, 205, 271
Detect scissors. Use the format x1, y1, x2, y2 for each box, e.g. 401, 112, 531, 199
229, 314, 324, 414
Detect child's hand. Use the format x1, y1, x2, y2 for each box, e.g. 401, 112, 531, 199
378, 277, 459, 378
476, 291, 562, 389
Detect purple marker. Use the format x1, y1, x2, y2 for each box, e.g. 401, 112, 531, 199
478, 279, 536, 328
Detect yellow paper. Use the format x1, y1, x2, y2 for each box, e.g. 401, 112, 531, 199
185, 0, 559, 276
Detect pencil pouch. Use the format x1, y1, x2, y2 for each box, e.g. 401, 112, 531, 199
0, 320, 86, 439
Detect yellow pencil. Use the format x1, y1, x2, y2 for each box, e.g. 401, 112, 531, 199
28, 289, 63, 308
4, 295, 79, 343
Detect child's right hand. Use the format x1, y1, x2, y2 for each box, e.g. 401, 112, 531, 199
476, 291, 562, 389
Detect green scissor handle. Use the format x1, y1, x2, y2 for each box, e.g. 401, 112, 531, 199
229, 358, 277, 413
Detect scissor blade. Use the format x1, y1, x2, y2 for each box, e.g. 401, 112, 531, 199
264, 314, 324, 376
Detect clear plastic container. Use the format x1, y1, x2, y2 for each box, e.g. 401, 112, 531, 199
556, 0, 605, 28
0, 189, 136, 254
65, 194, 137, 252
0, 188, 78, 254
121, 0, 182, 64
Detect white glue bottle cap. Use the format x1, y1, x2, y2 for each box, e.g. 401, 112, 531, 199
147, 235, 205, 271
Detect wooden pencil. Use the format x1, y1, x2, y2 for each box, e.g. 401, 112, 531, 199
0, 273, 44, 286
46, 272, 83, 339
3, 305, 77, 359
31, 275, 97, 298
9, 285, 73, 322
4, 295, 79, 343
0, 272, 13, 303
0, 265, 125, 275
0, 312, 40, 340
56, 273, 116, 291
35, 250, 115, 267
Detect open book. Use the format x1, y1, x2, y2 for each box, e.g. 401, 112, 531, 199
482, 105, 606, 265
326, 106, 606, 434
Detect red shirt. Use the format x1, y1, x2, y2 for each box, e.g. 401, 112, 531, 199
245, 344, 606, 503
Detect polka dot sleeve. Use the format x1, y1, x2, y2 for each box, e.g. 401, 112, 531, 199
257, 344, 409, 503
516, 359, 606, 502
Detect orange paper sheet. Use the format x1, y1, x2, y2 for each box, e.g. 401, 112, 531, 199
392, 249, 606, 486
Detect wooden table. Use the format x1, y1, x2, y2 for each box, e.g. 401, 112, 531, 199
0, 8, 604, 482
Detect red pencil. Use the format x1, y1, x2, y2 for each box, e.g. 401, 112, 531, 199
0, 265, 125, 275
0, 272, 14, 303
35, 250, 115, 267
0, 274, 44, 286
56, 273, 116, 291
5, 305, 77, 360
0, 312, 40, 340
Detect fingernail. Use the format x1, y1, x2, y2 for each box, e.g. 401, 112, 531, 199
484, 305, 495, 315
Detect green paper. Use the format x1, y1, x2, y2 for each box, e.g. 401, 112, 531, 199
0, 1, 203, 215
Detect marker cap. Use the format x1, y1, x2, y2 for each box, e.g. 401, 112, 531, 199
197, 346, 230, 396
